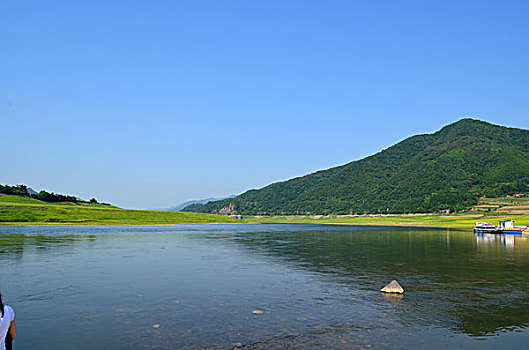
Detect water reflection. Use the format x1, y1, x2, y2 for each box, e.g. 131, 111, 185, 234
475, 232, 527, 247
224, 227, 529, 338
0, 233, 98, 262
1, 224, 529, 349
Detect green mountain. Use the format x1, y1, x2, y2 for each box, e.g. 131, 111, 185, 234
184, 119, 529, 215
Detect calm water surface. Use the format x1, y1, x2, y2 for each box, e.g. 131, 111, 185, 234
1, 224, 529, 349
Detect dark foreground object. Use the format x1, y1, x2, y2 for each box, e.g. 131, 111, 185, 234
5, 332, 13, 350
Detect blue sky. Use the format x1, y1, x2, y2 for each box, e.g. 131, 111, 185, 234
2, 0, 528, 208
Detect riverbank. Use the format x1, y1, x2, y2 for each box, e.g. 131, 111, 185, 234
244, 196, 529, 228
0, 195, 240, 225
3, 194, 529, 228
244, 213, 529, 229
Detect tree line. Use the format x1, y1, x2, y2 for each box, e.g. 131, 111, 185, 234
0, 184, 106, 205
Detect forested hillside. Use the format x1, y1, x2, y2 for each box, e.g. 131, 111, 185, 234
184, 119, 529, 215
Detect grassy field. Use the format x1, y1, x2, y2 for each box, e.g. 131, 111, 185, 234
244, 214, 529, 228
0, 195, 240, 225
244, 197, 529, 228
2, 194, 528, 228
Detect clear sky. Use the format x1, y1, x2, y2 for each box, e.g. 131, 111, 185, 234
2, 0, 528, 209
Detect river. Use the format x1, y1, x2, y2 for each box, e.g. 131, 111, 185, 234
1, 224, 528, 349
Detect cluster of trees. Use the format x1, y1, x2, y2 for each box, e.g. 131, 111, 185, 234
184, 119, 529, 215
0, 184, 104, 205
0, 184, 29, 196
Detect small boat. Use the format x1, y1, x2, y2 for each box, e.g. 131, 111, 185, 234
497, 220, 525, 235
473, 222, 497, 233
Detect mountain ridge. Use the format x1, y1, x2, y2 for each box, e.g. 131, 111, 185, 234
183, 119, 529, 215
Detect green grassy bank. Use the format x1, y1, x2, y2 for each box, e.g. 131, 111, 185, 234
2, 194, 528, 228
0, 195, 240, 225
244, 214, 528, 228
243, 196, 529, 228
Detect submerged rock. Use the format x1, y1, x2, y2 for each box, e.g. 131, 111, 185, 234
382, 292, 404, 301
381, 280, 404, 294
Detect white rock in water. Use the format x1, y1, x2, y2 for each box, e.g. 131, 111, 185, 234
251, 310, 263, 314
381, 280, 404, 294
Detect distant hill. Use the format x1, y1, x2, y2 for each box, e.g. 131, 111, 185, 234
184, 119, 529, 215
165, 195, 236, 211
27, 187, 38, 195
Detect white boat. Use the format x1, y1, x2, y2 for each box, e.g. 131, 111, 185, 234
473, 222, 497, 233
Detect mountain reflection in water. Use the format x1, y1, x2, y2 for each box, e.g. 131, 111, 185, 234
1, 224, 529, 349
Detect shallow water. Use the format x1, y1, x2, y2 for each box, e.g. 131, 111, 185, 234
1, 224, 529, 349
